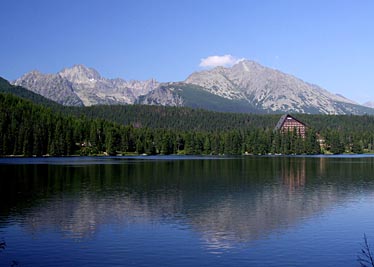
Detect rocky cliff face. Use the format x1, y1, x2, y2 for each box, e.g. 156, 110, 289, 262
14, 70, 83, 106
137, 84, 184, 106
185, 60, 357, 114
14, 65, 159, 106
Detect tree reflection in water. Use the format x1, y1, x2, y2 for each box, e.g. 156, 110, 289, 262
1, 156, 374, 252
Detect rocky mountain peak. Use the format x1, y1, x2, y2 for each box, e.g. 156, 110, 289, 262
233, 59, 260, 70
28, 70, 42, 76
17, 70, 46, 81
13, 64, 159, 106
59, 64, 101, 83
185, 59, 358, 114
13, 68, 83, 106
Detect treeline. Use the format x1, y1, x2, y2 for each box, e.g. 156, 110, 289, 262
2, 91, 374, 156
62, 105, 374, 155
64, 103, 374, 134
65, 104, 280, 132
0, 93, 323, 156
298, 114, 374, 154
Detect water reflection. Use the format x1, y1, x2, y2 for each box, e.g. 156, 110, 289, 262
282, 158, 306, 190
1, 157, 374, 249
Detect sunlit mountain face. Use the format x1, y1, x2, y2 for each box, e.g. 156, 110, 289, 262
12, 62, 374, 114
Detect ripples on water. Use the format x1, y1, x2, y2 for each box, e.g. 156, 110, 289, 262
1, 156, 374, 266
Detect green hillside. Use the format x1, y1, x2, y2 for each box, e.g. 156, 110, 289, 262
160, 83, 266, 113
0, 77, 61, 108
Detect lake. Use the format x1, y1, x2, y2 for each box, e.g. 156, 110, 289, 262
1, 155, 374, 267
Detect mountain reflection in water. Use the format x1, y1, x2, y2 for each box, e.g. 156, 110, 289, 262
1, 157, 374, 250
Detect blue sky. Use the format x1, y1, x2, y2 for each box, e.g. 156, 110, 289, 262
0, 0, 373, 103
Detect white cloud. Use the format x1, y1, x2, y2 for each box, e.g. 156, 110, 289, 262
199, 54, 245, 68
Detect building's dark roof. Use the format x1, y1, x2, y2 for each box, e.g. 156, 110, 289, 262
274, 114, 306, 130
275, 114, 288, 130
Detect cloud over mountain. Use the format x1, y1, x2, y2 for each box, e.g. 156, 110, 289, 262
199, 54, 244, 68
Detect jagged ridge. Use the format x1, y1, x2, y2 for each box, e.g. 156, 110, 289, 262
13, 64, 159, 106
12, 61, 374, 115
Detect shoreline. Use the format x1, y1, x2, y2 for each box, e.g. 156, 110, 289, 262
2, 153, 374, 160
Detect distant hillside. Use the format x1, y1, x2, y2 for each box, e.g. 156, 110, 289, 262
0, 77, 61, 108
364, 101, 374, 108
137, 82, 267, 114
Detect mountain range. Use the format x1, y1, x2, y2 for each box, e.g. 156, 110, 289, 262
14, 65, 159, 106
12, 60, 374, 115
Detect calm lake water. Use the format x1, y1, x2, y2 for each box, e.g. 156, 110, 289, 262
1, 155, 374, 267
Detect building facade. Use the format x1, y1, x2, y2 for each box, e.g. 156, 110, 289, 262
275, 114, 307, 137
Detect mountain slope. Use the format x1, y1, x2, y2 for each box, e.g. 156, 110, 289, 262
13, 65, 159, 106
185, 60, 370, 114
58, 64, 159, 105
363, 101, 374, 108
137, 82, 266, 113
13, 71, 83, 106
0, 76, 61, 108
